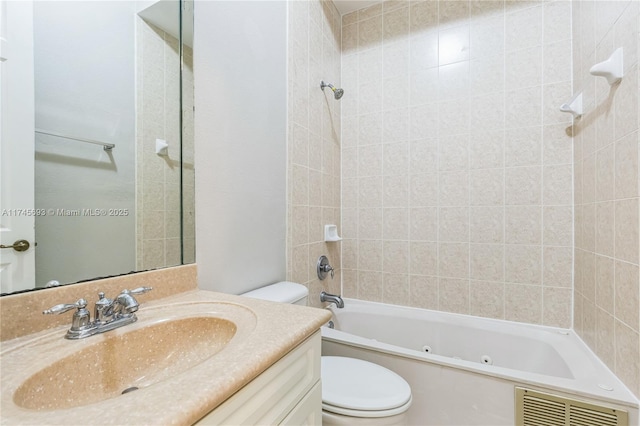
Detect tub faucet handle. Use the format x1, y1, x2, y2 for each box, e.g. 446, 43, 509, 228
317, 255, 334, 280
321, 264, 334, 279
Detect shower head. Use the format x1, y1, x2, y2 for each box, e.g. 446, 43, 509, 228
320, 81, 344, 100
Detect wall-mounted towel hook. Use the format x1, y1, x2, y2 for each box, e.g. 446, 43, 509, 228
560, 92, 583, 119
156, 138, 169, 156
590, 47, 623, 85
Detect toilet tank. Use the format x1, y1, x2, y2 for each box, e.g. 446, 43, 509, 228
241, 281, 308, 306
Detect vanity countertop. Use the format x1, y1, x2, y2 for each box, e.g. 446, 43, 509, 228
0, 289, 332, 425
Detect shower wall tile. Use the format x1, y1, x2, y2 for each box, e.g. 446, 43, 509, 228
410, 207, 438, 241
470, 244, 504, 282
439, 207, 469, 242
439, 278, 470, 314
470, 280, 504, 320
543, 287, 572, 328
470, 206, 504, 243
505, 283, 542, 324
595, 308, 616, 370
341, 0, 573, 328
287, 0, 342, 308
383, 207, 409, 239
543, 246, 572, 288
573, 0, 640, 398
469, 169, 504, 206
409, 275, 438, 309
410, 1, 437, 34
615, 320, 640, 396
615, 261, 639, 332
543, 206, 573, 246
383, 273, 410, 305
505, 244, 542, 285
470, 130, 504, 169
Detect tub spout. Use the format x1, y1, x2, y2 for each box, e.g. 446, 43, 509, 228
320, 291, 344, 308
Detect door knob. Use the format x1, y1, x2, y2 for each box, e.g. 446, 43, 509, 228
0, 239, 31, 252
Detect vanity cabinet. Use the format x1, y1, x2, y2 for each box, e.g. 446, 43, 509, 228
196, 330, 322, 425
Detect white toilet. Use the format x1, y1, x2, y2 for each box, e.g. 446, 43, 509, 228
241, 281, 413, 425
241, 281, 309, 306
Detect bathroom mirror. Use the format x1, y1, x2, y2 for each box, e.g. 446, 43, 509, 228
0, 0, 195, 295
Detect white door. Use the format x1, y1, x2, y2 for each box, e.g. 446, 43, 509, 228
0, 0, 36, 293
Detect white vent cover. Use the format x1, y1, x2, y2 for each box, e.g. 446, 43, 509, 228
515, 388, 628, 426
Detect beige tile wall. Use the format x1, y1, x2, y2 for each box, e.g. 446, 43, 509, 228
340, 0, 574, 327
287, 0, 343, 307
572, 0, 639, 398
136, 19, 195, 270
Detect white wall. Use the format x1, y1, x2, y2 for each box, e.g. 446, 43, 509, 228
33, 1, 136, 286
194, 1, 287, 294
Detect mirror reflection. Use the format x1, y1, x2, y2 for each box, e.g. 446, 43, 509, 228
0, 0, 195, 295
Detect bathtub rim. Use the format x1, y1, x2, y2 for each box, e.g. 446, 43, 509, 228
322, 298, 639, 410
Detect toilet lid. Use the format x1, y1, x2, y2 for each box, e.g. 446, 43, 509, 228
321, 357, 412, 413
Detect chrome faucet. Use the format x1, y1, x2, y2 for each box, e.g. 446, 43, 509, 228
320, 291, 344, 308
43, 287, 152, 339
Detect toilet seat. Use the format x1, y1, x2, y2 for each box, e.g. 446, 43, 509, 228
321, 356, 412, 418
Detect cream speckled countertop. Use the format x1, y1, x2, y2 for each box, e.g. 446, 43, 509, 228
0, 289, 331, 425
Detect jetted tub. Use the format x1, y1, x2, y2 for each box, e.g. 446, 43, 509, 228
321, 298, 639, 426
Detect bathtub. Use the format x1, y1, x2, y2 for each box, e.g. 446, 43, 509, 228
321, 298, 639, 426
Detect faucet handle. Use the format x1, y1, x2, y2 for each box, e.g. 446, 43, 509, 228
317, 256, 335, 280
128, 287, 153, 295
43, 299, 87, 315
